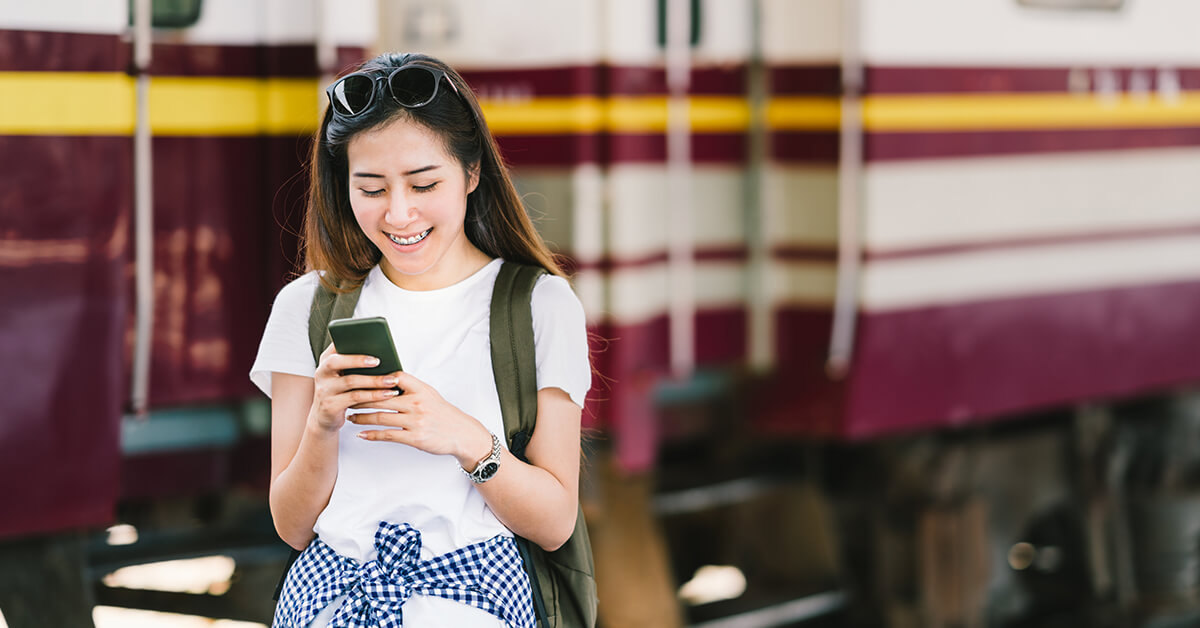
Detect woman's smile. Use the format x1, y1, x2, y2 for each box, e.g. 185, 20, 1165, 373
386, 227, 433, 247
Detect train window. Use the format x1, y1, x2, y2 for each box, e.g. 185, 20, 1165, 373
1017, 0, 1125, 10
657, 0, 702, 47
127, 0, 204, 28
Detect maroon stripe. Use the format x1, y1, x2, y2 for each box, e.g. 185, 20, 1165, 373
770, 66, 842, 96
149, 43, 301, 76
867, 127, 1200, 161
0, 135, 130, 538
496, 134, 603, 167
750, 307, 847, 437
866, 224, 1200, 261
570, 246, 749, 273
771, 131, 840, 163
845, 280, 1200, 438
607, 65, 747, 96
150, 44, 366, 77
334, 47, 370, 76
461, 66, 600, 98
496, 133, 747, 166
758, 281, 1200, 440
867, 66, 1072, 94
773, 245, 839, 263
583, 307, 748, 470
566, 247, 833, 275
0, 30, 365, 77
0, 29, 127, 72
609, 133, 746, 164
866, 66, 1200, 94
462, 65, 747, 97
144, 136, 304, 407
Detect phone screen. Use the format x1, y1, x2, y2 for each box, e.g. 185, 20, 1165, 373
327, 317, 404, 377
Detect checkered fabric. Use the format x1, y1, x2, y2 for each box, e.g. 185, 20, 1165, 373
273, 521, 535, 627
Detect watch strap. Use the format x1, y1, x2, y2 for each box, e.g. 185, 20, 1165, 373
462, 433, 502, 484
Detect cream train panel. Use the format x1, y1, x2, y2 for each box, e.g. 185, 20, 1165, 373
607, 261, 748, 327
603, 0, 753, 66
568, 165, 607, 265
573, 270, 607, 327
760, 0, 842, 63
766, 166, 839, 249
606, 167, 748, 260
378, 0, 601, 67
860, 234, 1200, 312
861, 0, 1200, 65
863, 148, 1200, 252
772, 261, 838, 308
138, 0, 379, 46
511, 172, 577, 254
0, 0, 125, 33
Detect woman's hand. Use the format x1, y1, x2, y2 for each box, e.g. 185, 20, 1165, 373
348, 371, 494, 468
309, 344, 402, 433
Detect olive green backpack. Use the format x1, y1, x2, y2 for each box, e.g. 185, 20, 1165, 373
302, 260, 598, 628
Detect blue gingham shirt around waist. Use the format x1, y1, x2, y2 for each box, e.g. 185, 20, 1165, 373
273, 521, 535, 628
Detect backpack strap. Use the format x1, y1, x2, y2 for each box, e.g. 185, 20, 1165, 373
489, 261, 545, 460
307, 278, 363, 365
489, 261, 555, 627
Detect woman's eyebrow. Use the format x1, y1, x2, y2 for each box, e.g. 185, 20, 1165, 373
350, 165, 441, 178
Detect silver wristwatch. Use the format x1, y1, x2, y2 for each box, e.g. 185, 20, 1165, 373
463, 433, 502, 484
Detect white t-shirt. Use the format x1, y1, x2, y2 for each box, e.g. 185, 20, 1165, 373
250, 258, 590, 626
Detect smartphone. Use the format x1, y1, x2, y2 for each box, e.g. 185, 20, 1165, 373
327, 316, 404, 377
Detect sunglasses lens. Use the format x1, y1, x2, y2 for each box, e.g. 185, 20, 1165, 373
330, 74, 375, 116
389, 67, 439, 107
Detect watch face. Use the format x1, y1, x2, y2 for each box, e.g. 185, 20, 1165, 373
478, 461, 500, 480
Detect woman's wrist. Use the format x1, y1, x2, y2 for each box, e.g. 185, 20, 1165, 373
456, 425, 497, 469
306, 412, 343, 437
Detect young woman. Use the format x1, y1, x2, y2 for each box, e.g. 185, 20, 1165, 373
250, 52, 590, 627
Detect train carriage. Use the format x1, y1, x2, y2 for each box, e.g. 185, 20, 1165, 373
3, 0, 1200, 626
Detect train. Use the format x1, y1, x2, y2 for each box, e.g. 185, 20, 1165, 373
3, 0, 1200, 626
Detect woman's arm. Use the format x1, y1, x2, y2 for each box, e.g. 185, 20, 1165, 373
467, 387, 582, 551
268, 348, 403, 550
352, 376, 582, 551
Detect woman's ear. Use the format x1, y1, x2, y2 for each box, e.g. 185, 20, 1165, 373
466, 161, 481, 194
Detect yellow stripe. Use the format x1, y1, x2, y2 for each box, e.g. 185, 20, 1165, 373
0, 72, 136, 134
480, 97, 605, 134
150, 77, 319, 135
0, 72, 319, 136
766, 96, 842, 131
4, 72, 1199, 137
480, 96, 752, 134
864, 91, 1200, 131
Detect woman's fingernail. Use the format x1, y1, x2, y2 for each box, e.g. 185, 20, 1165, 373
365, 357, 380, 366
384, 389, 400, 397
357, 432, 370, 440
382, 377, 398, 385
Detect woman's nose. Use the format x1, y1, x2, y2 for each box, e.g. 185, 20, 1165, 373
385, 193, 418, 224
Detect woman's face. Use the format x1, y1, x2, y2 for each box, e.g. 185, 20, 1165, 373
346, 116, 483, 290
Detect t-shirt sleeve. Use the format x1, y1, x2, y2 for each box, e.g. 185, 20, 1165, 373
249, 272, 321, 397
530, 275, 592, 409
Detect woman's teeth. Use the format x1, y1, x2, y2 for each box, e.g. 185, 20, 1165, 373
388, 228, 431, 246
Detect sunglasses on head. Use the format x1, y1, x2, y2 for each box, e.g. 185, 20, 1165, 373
326, 64, 460, 118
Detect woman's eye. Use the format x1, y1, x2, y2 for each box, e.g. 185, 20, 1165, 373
360, 188, 385, 198
414, 182, 439, 193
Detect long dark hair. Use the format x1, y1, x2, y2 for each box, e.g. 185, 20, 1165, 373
303, 52, 565, 290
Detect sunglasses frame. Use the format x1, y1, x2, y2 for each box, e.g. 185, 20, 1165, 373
325, 64, 461, 119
